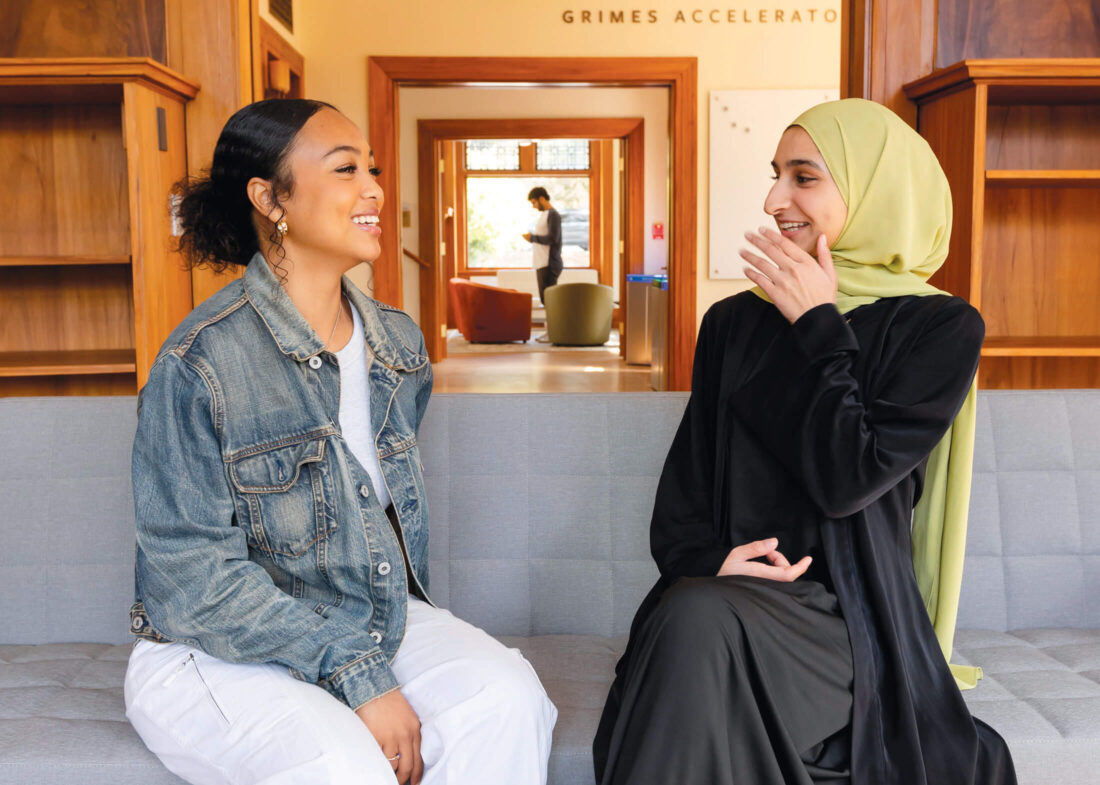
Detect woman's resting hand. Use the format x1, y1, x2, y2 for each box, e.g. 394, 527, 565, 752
717, 538, 812, 581
356, 689, 424, 784
740, 229, 837, 324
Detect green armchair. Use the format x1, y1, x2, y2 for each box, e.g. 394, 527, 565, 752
543, 282, 614, 346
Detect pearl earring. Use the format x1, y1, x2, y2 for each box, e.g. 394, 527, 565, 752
276, 219, 288, 236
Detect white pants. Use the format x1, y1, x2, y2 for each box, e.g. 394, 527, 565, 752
125, 597, 557, 784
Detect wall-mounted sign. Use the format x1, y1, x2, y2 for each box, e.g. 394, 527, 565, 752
561, 7, 839, 24
708, 88, 838, 280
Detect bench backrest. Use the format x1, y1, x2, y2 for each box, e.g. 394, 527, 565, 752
1, 390, 1096, 645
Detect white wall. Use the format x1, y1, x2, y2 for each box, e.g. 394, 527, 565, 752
395, 86, 668, 326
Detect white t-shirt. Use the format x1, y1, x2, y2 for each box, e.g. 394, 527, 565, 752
334, 304, 392, 510
531, 210, 550, 270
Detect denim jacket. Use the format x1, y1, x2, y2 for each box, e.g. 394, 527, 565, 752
129, 253, 433, 710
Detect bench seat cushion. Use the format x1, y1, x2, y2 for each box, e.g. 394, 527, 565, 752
3, 631, 1098, 785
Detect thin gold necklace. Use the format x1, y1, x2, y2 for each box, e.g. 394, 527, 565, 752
325, 294, 344, 348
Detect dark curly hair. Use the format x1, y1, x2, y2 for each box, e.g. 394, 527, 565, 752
174, 98, 337, 272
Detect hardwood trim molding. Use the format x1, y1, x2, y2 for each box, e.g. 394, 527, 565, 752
416, 117, 644, 362
369, 56, 697, 390
0, 57, 200, 99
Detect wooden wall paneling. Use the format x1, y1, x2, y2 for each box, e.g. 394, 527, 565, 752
123, 82, 193, 385
979, 357, 1100, 390
841, 0, 936, 126
981, 186, 1100, 338
0, 0, 167, 61
937, 0, 1100, 66
51, 105, 132, 258
166, 0, 256, 306
0, 374, 138, 397
986, 104, 1100, 170
916, 85, 985, 304
370, 57, 695, 391
0, 104, 129, 258
0, 266, 134, 352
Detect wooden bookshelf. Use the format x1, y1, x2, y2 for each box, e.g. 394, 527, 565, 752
0, 58, 199, 396
904, 59, 1100, 389
986, 170, 1100, 187
0, 255, 131, 267
0, 350, 137, 377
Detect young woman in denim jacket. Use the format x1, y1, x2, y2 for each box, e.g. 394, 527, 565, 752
123, 99, 556, 785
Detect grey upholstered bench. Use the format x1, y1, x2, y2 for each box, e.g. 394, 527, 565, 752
1, 392, 1097, 785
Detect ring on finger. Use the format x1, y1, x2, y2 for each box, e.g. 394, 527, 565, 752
387, 752, 401, 763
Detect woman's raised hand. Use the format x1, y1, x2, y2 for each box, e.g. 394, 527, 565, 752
740, 229, 838, 324
356, 689, 424, 784
717, 538, 812, 582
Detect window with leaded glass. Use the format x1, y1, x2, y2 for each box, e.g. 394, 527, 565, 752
536, 139, 590, 170
464, 140, 521, 171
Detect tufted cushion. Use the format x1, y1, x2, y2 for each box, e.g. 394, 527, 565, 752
4, 632, 1097, 785
959, 391, 1100, 632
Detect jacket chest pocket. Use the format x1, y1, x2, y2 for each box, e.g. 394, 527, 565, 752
228, 438, 337, 558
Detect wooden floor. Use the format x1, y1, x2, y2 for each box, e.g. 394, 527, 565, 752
431, 347, 653, 393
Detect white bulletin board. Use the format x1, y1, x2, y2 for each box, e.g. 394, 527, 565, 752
708, 89, 839, 280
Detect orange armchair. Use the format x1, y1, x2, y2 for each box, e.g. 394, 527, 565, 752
448, 278, 532, 343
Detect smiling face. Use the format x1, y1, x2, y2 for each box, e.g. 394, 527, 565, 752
763, 126, 847, 256
267, 107, 384, 270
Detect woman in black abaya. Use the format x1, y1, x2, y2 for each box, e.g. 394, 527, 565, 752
592, 99, 1017, 785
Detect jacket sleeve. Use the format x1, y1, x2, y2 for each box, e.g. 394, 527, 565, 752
414, 332, 433, 432
132, 353, 399, 711
530, 210, 562, 246
650, 306, 732, 580
728, 300, 983, 519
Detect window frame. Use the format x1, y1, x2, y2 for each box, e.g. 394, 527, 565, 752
456, 140, 601, 275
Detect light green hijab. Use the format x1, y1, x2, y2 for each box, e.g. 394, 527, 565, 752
752, 98, 981, 689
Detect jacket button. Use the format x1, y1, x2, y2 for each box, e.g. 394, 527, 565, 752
131, 617, 144, 631
378, 562, 391, 576
369, 631, 382, 644
308, 356, 323, 370
359, 484, 370, 498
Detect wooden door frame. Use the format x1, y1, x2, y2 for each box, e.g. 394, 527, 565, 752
417, 117, 644, 362
367, 56, 697, 391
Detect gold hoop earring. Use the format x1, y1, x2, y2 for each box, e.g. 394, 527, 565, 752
276, 219, 288, 236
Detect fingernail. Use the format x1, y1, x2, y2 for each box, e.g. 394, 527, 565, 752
744, 230, 754, 239
759, 226, 770, 234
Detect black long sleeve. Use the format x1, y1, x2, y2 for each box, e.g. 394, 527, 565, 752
649, 308, 731, 580
529, 209, 561, 246
728, 299, 983, 519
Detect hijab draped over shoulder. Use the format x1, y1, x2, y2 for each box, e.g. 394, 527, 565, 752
753, 98, 981, 688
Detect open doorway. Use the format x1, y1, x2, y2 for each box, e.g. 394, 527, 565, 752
367, 56, 697, 391
416, 118, 645, 373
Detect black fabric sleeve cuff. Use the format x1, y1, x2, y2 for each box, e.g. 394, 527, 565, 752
791, 303, 859, 364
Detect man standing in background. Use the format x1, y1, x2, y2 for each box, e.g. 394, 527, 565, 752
522, 187, 563, 305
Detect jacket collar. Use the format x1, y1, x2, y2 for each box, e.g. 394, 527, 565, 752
243, 253, 426, 372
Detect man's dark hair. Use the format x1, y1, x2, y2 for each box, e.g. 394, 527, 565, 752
527, 186, 550, 201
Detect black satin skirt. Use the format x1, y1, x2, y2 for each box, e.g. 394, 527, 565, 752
593, 576, 855, 785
